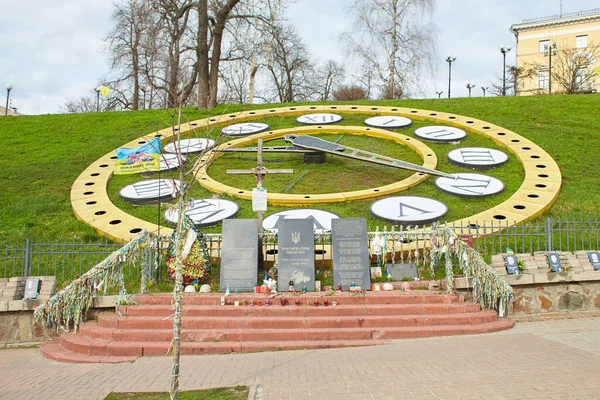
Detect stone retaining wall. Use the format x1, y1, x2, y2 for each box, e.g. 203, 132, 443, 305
455, 251, 600, 318
0, 296, 118, 347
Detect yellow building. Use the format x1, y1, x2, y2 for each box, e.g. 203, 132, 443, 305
511, 9, 600, 95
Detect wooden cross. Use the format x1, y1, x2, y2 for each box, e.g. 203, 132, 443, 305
226, 138, 293, 189
226, 138, 293, 269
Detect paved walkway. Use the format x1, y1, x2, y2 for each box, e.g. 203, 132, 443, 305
1, 317, 600, 400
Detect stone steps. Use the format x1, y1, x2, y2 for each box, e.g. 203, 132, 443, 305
95, 311, 498, 331
133, 292, 463, 305
40, 291, 514, 363
119, 303, 483, 318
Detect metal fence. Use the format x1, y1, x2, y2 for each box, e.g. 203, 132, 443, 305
2, 217, 599, 284
1, 238, 161, 287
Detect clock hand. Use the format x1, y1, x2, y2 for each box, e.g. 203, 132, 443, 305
284, 134, 453, 178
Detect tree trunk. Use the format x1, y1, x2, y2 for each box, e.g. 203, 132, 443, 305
169, 106, 185, 400
197, 0, 210, 109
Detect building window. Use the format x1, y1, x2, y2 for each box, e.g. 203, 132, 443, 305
576, 35, 588, 49
537, 70, 549, 89
539, 40, 550, 53
575, 67, 588, 89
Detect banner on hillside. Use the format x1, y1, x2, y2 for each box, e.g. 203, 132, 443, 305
115, 137, 161, 175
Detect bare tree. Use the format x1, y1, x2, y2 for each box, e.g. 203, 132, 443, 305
106, 0, 153, 110
549, 41, 600, 94
315, 60, 345, 101
342, 0, 436, 98
260, 23, 315, 103
490, 64, 537, 96
333, 85, 369, 101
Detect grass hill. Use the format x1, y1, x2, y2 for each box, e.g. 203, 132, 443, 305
1, 95, 599, 244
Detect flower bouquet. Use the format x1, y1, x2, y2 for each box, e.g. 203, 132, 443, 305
167, 240, 210, 286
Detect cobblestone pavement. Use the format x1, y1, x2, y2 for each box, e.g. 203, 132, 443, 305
1, 317, 599, 399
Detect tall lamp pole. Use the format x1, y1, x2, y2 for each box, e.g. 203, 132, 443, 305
5, 84, 13, 116
500, 46, 511, 96
95, 86, 101, 112
445, 56, 457, 98
544, 43, 557, 95
481, 86, 489, 97
435, 90, 443, 99
466, 83, 476, 97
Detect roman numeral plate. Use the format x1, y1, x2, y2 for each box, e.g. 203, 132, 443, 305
159, 153, 188, 171
414, 126, 467, 142
434, 173, 504, 197
221, 122, 269, 136
119, 179, 184, 204
370, 196, 448, 225
163, 138, 215, 154
164, 198, 240, 227
296, 113, 342, 125
364, 116, 412, 129
263, 209, 340, 234
447, 147, 508, 169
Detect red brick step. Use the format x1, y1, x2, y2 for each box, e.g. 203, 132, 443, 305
40, 291, 514, 363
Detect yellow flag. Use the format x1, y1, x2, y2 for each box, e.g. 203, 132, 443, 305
99, 86, 110, 97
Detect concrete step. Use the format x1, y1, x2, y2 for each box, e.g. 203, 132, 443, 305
121, 303, 482, 318
95, 310, 497, 332
133, 291, 463, 306
40, 340, 137, 364
52, 335, 388, 361
40, 291, 513, 364
46, 318, 513, 362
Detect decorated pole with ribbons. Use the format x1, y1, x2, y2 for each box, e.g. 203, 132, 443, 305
33, 230, 158, 333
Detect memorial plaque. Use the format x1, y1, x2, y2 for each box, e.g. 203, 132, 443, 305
504, 255, 519, 275
332, 218, 370, 290
220, 219, 258, 292
547, 252, 562, 272
24, 278, 40, 300
385, 263, 418, 280
278, 219, 315, 291
588, 251, 600, 271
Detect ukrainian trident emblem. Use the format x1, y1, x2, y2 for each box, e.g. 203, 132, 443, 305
291, 232, 301, 244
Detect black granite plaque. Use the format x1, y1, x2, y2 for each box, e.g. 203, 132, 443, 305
504, 255, 519, 275
385, 263, 418, 280
278, 219, 315, 291
24, 278, 39, 300
588, 252, 600, 271
332, 218, 370, 290
547, 252, 562, 272
220, 219, 258, 292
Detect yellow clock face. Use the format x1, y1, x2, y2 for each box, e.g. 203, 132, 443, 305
71, 105, 561, 241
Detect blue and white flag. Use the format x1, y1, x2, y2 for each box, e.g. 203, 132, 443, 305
115, 137, 161, 175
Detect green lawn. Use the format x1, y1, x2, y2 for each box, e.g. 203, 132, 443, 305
104, 386, 249, 400
1, 95, 599, 244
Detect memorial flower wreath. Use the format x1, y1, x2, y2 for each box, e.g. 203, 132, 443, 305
166, 218, 211, 285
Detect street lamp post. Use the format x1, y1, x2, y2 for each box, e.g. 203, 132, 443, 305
435, 90, 443, 99
481, 86, 489, 97
544, 43, 557, 95
500, 46, 512, 96
466, 83, 476, 97
445, 56, 457, 98
5, 84, 13, 116
94, 86, 101, 112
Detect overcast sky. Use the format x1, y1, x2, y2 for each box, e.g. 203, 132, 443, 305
0, 0, 597, 115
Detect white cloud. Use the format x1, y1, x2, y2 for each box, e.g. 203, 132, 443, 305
0, 0, 112, 114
